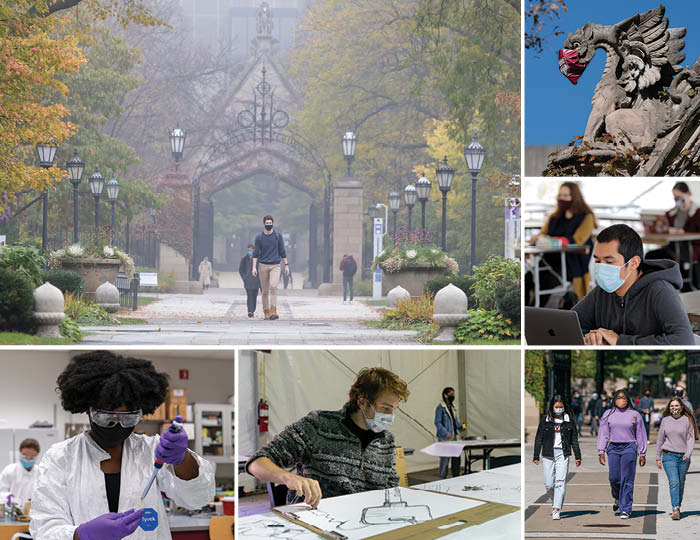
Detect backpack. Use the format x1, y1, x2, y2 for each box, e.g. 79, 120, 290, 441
344, 257, 357, 276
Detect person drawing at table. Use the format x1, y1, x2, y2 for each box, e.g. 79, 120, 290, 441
656, 396, 699, 521
646, 182, 700, 280
572, 224, 694, 345
246, 367, 409, 508
530, 182, 596, 303
533, 394, 581, 521
597, 389, 647, 520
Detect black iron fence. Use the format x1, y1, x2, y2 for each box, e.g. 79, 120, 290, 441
116, 271, 140, 311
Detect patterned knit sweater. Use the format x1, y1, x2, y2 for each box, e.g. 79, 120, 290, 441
246, 408, 399, 502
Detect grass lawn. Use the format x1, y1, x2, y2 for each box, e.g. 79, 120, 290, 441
363, 299, 387, 307
0, 332, 72, 345
454, 338, 521, 345
116, 317, 149, 325
137, 295, 159, 306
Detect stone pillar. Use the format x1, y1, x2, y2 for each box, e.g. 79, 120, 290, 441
319, 177, 362, 295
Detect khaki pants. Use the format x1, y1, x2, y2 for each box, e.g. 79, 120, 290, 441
258, 263, 281, 311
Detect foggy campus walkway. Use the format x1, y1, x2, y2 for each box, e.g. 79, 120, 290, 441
525, 428, 700, 540
79, 272, 417, 345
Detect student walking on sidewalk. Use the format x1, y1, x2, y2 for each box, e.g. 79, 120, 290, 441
597, 388, 647, 519
252, 215, 289, 320
656, 397, 700, 520
239, 244, 261, 318
533, 394, 582, 520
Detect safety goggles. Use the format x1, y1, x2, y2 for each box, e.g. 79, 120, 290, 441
89, 408, 143, 428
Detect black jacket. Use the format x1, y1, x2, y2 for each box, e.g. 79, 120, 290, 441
239, 255, 261, 290
533, 414, 581, 461
572, 259, 694, 345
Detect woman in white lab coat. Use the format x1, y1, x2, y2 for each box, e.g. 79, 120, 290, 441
0, 438, 40, 509
30, 351, 215, 540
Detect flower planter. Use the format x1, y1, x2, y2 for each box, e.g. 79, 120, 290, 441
381, 265, 447, 297
58, 258, 123, 300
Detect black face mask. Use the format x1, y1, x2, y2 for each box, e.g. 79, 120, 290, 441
676, 391, 684, 397
446, 395, 455, 404
264, 224, 273, 231
89, 418, 135, 449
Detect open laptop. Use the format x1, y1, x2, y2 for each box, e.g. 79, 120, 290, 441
525, 307, 585, 345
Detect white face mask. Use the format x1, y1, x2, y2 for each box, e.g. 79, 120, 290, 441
362, 403, 394, 433
553, 407, 565, 415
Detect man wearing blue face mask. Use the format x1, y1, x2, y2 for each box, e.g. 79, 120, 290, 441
572, 224, 694, 345
0, 438, 40, 509
246, 367, 410, 508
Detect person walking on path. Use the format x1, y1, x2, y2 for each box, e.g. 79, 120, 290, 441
656, 397, 699, 520
587, 393, 600, 436
674, 384, 694, 413
595, 392, 611, 429
571, 390, 583, 435
639, 389, 654, 443
252, 215, 289, 320
198, 256, 213, 291
533, 395, 582, 520
339, 254, 358, 304
434, 387, 464, 479
239, 244, 261, 318
597, 388, 647, 519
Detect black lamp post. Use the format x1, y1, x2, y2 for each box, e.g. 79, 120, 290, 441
342, 131, 357, 176
169, 128, 186, 171
404, 184, 416, 231
388, 191, 400, 237
435, 155, 455, 251
36, 140, 58, 252
463, 132, 486, 273
66, 150, 85, 244
89, 171, 104, 229
416, 173, 431, 232
106, 174, 121, 232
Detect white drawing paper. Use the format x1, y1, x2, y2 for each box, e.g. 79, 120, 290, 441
413, 468, 522, 506
437, 509, 521, 540
238, 514, 323, 540
275, 486, 484, 540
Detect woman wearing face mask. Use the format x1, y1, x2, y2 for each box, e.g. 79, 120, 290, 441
434, 387, 465, 479
597, 389, 647, 520
656, 398, 699, 520
647, 182, 700, 272
247, 367, 410, 508
239, 243, 261, 318
0, 438, 41, 509
533, 395, 581, 520
529, 182, 596, 305
30, 351, 215, 540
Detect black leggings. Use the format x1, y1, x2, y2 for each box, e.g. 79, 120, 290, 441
246, 289, 258, 313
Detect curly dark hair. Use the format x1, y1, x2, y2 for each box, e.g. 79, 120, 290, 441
57, 351, 169, 415
345, 367, 409, 413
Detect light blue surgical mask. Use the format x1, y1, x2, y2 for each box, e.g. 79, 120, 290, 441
20, 458, 35, 470
247, 250, 253, 256
594, 260, 631, 293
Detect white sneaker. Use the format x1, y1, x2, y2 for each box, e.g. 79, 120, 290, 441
349, 300, 353, 304
552, 509, 560, 520
342, 300, 347, 305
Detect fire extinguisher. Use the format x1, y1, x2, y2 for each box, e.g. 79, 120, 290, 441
258, 399, 269, 432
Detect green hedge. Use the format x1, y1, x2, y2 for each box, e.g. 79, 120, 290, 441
0, 245, 44, 288
0, 268, 36, 333
41, 269, 84, 296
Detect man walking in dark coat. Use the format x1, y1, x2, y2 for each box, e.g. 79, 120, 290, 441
339, 254, 358, 304
239, 244, 261, 318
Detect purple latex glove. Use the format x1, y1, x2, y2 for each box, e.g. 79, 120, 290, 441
155, 416, 188, 465
76, 509, 146, 540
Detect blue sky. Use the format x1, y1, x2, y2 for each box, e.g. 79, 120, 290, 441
525, 1, 700, 145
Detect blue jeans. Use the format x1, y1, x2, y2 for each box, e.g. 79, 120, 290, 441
662, 452, 691, 509
607, 442, 638, 514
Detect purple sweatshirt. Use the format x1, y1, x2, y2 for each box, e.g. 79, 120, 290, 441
597, 407, 647, 456
656, 415, 695, 460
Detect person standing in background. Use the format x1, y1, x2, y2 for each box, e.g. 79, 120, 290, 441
434, 387, 464, 479
674, 384, 693, 413
340, 254, 358, 304
587, 393, 600, 436
571, 391, 583, 435
0, 438, 40, 509
239, 244, 261, 318
198, 256, 213, 292
638, 389, 654, 443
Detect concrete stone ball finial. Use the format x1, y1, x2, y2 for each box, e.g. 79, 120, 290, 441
386, 286, 410, 307
95, 281, 121, 313
34, 282, 66, 338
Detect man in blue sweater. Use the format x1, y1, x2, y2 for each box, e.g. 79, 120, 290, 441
252, 215, 289, 320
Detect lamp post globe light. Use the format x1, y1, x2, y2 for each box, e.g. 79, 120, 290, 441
388, 191, 400, 237
416, 173, 432, 232
36, 140, 58, 252
66, 151, 85, 244
404, 184, 417, 231
463, 132, 486, 273
342, 131, 357, 176
106, 175, 121, 232
89, 171, 104, 229
435, 155, 455, 252
169, 128, 186, 170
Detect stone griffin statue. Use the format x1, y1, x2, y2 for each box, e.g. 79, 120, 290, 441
256, 2, 273, 37
546, 5, 700, 176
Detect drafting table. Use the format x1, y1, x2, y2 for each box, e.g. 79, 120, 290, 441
420, 438, 521, 473
642, 232, 700, 290
524, 245, 590, 307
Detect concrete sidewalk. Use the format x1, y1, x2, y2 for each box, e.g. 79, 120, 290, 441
525, 429, 700, 539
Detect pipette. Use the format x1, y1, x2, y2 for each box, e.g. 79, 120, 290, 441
140, 416, 184, 504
